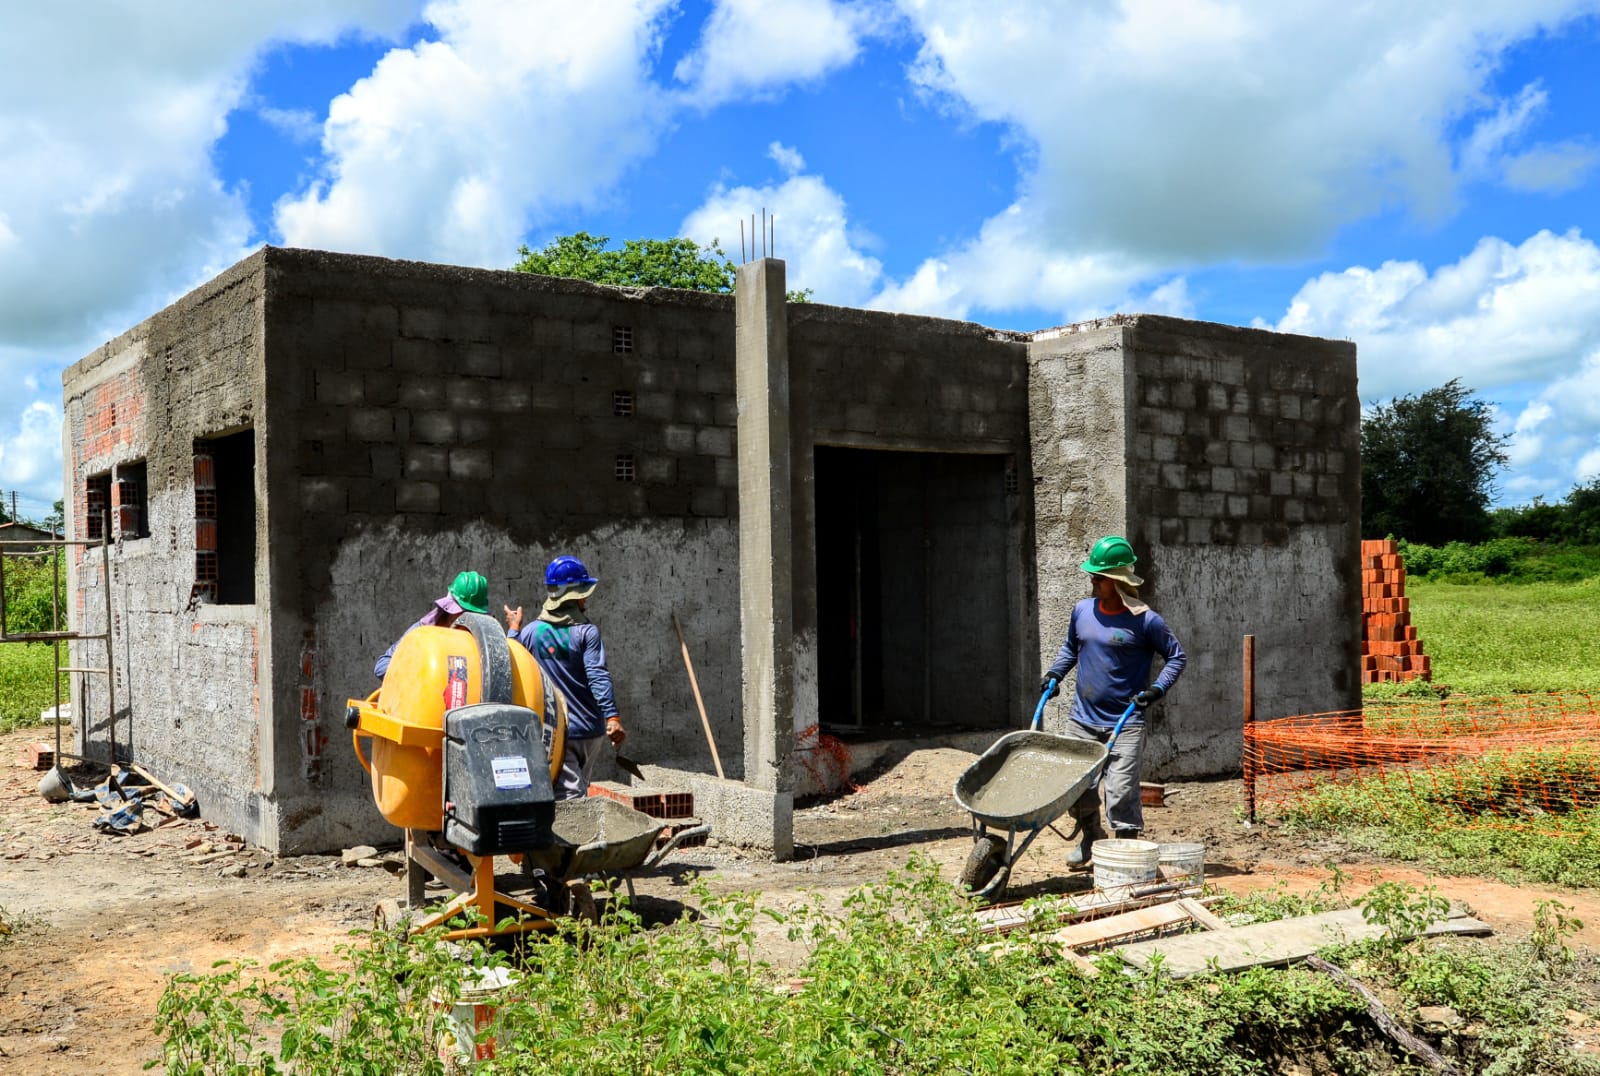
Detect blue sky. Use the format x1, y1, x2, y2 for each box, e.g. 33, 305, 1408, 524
4, 1, 1600, 519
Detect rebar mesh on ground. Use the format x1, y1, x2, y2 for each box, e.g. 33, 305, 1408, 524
1244, 694, 1600, 835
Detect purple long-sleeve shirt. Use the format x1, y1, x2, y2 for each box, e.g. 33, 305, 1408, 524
1046, 598, 1186, 728
509, 621, 618, 739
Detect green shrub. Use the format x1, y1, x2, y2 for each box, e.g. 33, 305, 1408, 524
1, 550, 67, 634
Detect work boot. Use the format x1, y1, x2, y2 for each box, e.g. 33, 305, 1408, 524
1066, 807, 1108, 869
1113, 828, 1143, 841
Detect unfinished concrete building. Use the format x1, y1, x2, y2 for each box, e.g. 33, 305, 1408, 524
62, 246, 1360, 857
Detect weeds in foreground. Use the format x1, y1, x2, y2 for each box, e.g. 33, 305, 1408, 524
149, 858, 1600, 1075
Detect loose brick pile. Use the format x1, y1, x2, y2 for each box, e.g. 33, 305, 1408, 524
1361, 539, 1430, 683
588, 781, 706, 849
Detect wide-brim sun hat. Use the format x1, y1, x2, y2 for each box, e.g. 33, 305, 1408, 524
542, 579, 598, 613
1092, 563, 1145, 588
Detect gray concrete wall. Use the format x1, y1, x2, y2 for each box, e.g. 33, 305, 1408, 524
1027, 316, 1359, 779
260, 248, 745, 851
1123, 316, 1361, 776
60, 253, 276, 846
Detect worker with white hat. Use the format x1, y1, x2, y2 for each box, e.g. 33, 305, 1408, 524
1040, 536, 1186, 865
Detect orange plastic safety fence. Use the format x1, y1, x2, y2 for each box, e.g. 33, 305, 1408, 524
1243, 693, 1600, 836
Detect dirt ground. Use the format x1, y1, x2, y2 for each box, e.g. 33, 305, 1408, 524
4, 727, 1599, 1074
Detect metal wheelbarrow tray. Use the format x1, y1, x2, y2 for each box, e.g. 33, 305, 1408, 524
953, 731, 1110, 899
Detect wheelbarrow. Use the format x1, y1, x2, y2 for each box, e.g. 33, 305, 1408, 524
385, 797, 710, 934
952, 693, 1139, 900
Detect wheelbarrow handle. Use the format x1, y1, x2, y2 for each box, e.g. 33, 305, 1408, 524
1030, 683, 1055, 731
1106, 699, 1140, 750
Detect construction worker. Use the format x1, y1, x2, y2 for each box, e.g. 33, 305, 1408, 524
1040, 536, 1185, 866
504, 555, 626, 799
373, 570, 489, 678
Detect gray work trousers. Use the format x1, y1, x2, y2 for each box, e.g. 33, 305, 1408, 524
1063, 720, 1145, 834
555, 734, 605, 800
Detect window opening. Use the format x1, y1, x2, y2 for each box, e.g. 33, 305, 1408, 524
84, 474, 111, 541
1004, 455, 1020, 495
612, 390, 635, 417
192, 430, 255, 605
612, 326, 634, 353
115, 461, 149, 540
614, 454, 636, 482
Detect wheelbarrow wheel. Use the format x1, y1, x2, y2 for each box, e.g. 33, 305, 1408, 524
958, 834, 1008, 894
565, 880, 599, 924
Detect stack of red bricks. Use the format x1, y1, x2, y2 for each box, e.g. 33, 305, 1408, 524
1361, 538, 1431, 683
588, 781, 706, 849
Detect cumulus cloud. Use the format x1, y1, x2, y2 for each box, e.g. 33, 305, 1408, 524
896, 1, 1600, 263
0, 391, 65, 507
0, 2, 415, 350
1269, 229, 1600, 500
673, 0, 885, 105
275, 0, 678, 268
0, 2, 417, 504
1502, 142, 1600, 193
681, 166, 883, 305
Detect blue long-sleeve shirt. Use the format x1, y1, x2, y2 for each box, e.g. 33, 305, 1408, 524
509, 621, 618, 739
1046, 598, 1186, 728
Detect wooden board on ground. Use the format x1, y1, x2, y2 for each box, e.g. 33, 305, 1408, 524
972, 882, 1199, 935
1116, 906, 1492, 978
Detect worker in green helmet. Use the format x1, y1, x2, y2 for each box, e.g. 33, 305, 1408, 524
1040, 536, 1186, 866
374, 571, 489, 678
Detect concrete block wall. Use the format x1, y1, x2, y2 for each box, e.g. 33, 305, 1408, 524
61, 254, 272, 844
1122, 316, 1361, 776
258, 249, 745, 851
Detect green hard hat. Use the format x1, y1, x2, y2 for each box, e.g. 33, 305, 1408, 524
449, 570, 489, 614
1080, 535, 1137, 575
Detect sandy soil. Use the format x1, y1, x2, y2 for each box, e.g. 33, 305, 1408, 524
4, 729, 1599, 1074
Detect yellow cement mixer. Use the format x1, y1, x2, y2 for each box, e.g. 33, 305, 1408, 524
346, 611, 571, 939
346, 611, 706, 941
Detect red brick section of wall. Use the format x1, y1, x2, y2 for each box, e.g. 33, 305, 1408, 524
1361, 538, 1431, 683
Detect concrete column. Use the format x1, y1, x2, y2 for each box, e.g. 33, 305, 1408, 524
734, 258, 795, 859
1026, 327, 1133, 714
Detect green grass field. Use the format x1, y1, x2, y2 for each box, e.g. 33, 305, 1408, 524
0, 644, 66, 733
1406, 575, 1600, 695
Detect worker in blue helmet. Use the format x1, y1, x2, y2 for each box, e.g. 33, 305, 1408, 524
504, 556, 625, 799
1039, 537, 1186, 867
374, 570, 488, 679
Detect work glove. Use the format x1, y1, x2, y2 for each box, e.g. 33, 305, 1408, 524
1039, 676, 1061, 701
1132, 685, 1165, 707
605, 716, 627, 747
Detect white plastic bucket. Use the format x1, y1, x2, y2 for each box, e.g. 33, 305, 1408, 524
1091, 838, 1160, 891
1157, 842, 1205, 885
432, 966, 517, 1068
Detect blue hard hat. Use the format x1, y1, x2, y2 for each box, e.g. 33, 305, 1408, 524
545, 555, 598, 588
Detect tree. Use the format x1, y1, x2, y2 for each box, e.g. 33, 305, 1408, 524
514, 231, 812, 301
1361, 378, 1508, 545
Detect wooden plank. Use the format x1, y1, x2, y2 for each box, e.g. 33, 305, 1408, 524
1177, 898, 1230, 932
972, 881, 1200, 935
1116, 907, 1492, 978
985, 902, 1194, 955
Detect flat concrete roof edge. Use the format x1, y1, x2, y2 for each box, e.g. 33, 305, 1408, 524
788, 300, 1032, 343
63, 248, 270, 387
1031, 311, 1354, 352
261, 245, 737, 312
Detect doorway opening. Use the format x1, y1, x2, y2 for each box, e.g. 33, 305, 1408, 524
814, 447, 1014, 734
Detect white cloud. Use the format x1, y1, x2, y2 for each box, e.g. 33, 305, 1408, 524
1271, 230, 1600, 501
673, 0, 885, 105
0, 395, 64, 507
681, 169, 883, 305
0, 2, 418, 505
768, 142, 807, 176
274, 0, 678, 268
257, 105, 322, 144
1502, 142, 1600, 193
896, 1, 1600, 263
